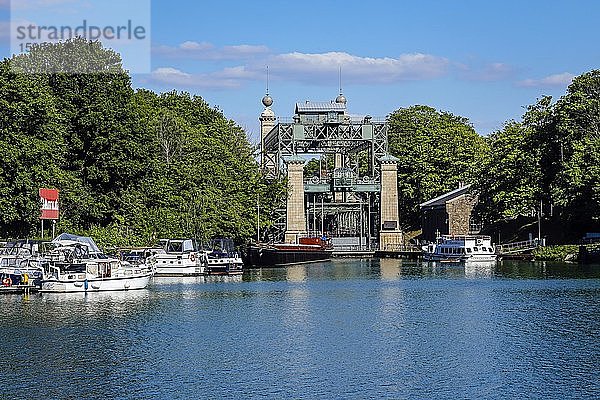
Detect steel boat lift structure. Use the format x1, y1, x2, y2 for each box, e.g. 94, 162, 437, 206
258, 90, 403, 252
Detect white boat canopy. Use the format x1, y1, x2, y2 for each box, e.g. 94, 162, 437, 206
52, 233, 101, 253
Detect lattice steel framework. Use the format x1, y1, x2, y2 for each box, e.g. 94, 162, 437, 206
261, 114, 389, 247
262, 120, 388, 180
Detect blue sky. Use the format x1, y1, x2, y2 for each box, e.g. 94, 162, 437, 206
2, 0, 599, 143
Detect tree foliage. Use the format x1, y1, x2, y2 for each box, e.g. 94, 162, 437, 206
387, 105, 489, 230
0, 39, 283, 246
475, 70, 600, 238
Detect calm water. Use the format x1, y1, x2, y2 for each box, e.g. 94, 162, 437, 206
1, 259, 600, 399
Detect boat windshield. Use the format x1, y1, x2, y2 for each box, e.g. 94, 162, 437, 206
166, 239, 197, 253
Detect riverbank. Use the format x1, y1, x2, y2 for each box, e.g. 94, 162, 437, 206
533, 245, 580, 262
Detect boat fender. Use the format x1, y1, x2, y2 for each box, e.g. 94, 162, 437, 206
23, 273, 29, 285
2, 277, 12, 287
84, 279, 88, 291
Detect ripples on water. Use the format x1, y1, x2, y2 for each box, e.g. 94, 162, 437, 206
1, 260, 599, 399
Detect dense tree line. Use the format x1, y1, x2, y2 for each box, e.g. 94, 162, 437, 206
0, 38, 283, 247
386, 72, 600, 241
474, 71, 600, 240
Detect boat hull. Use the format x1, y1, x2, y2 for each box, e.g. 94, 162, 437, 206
205, 257, 244, 275
41, 274, 152, 293
424, 254, 497, 263
244, 246, 331, 268
154, 266, 205, 277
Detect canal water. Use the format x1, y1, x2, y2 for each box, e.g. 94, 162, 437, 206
1, 259, 599, 399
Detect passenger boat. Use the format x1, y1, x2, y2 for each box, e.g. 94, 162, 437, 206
204, 238, 244, 275
40, 235, 152, 293
422, 235, 497, 262
244, 237, 332, 267
146, 238, 206, 276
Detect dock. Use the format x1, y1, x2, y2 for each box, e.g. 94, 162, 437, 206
332, 250, 376, 258
0, 284, 39, 295
374, 244, 423, 260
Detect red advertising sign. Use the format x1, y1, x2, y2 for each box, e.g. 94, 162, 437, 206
39, 188, 59, 220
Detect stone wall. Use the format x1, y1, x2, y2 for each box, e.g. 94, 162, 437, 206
446, 194, 478, 236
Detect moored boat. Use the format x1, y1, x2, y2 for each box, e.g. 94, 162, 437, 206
244, 237, 332, 267
0, 240, 46, 291
146, 238, 206, 276
422, 235, 497, 262
204, 238, 244, 275
40, 235, 152, 293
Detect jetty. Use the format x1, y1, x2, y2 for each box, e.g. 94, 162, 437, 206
0, 284, 38, 295
374, 244, 422, 259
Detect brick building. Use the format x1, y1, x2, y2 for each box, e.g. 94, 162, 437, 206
420, 185, 480, 242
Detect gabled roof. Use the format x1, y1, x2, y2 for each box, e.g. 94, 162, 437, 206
420, 184, 472, 208
295, 101, 346, 113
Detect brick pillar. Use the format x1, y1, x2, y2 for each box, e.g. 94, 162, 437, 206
285, 156, 307, 243
379, 154, 403, 250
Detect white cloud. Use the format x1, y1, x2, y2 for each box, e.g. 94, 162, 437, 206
148, 67, 244, 89
153, 42, 448, 85
518, 72, 575, 88
149, 45, 450, 89
266, 51, 448, 84
153, 41, 269, 60
457, 62, 516, 81
179, 41, 212, 51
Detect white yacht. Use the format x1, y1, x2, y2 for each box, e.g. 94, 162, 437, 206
40, 235, 152, 293
147, 239, 207, 276
422, 235, 497, 262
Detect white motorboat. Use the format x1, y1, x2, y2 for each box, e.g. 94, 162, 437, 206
204, 238, 244, 275
40, 235, 152, 293
0, 240, 46, 288
422, 235, 498, 262
147, 239, 206, 276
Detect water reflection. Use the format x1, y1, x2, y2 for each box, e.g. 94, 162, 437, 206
243, 259, 600, 282
379, 258, 402, 280
286, 265, 307, 282
1, 259, 599, 399
464, 261, 495, 279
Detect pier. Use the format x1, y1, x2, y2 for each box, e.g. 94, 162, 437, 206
0, 284, 38, 295
496, 239, 539, 260
374, 244, 423, 259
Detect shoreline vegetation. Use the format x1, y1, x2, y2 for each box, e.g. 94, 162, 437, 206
532, 245, 580, 262
1, 39, 599, 249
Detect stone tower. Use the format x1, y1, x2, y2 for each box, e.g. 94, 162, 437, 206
379, 154, 403, 249
259, 93, 276, 170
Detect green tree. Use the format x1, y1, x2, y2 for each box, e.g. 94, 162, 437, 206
387, 105, 489, 230
474, 121, 542, 222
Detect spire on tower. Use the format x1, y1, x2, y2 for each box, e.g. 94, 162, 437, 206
262, 66, 273, 107
335, 66, 347, 105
